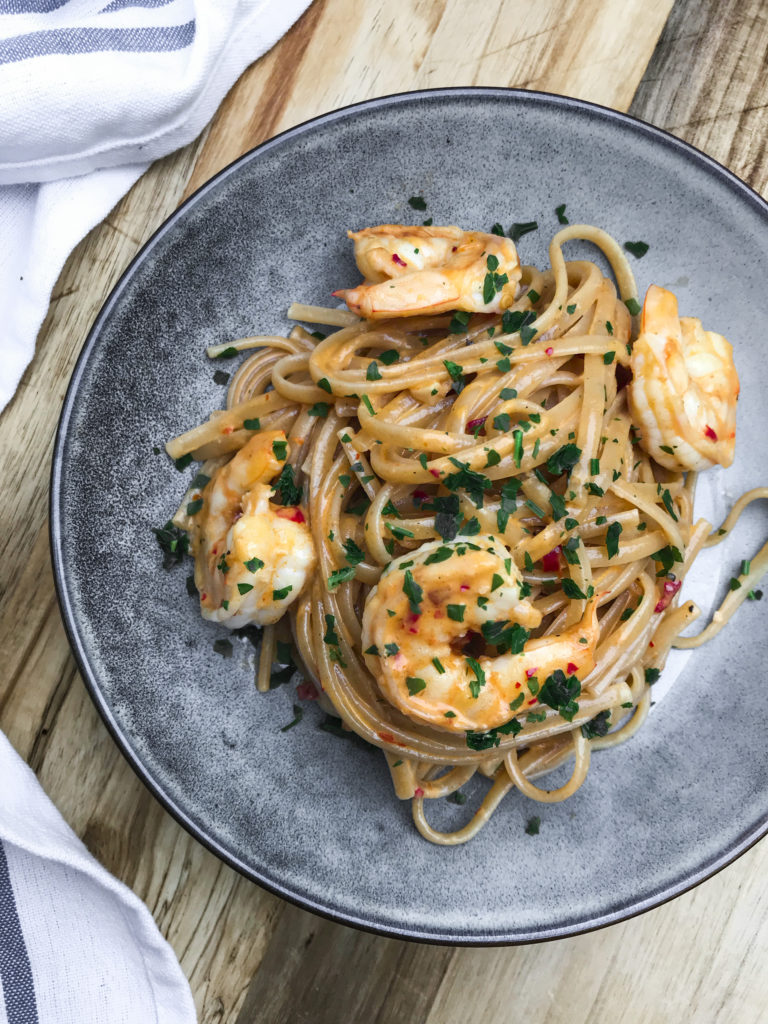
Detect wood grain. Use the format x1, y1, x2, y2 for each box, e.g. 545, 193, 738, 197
184, 0, 674, 198
1, 0, 766, 1022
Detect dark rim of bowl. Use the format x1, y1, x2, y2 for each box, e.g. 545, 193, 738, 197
50, 86, 768, 945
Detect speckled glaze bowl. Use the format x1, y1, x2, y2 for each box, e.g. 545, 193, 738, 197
51, 89, 768, 943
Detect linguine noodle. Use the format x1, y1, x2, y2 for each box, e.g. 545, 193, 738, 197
166, 225, 765, 845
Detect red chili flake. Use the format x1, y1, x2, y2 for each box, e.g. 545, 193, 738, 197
654, 578, 681, 613
212, 546, 218, 555
413, 489, 429, 504
515, 682, 521, 689
704, 425, 718, 441
429, 468, 441, 478
466, 416, 486, 434
392, 253, 407, 267
545, 346, 554, 356
460, 583, 470, 592
527, 698, 538, 705
567, 662, 578, 674
297, 681, 319, 701
452, 246, 457, 252
276, 506, 305, 523
223, 425, 234, 435
405, 611, 420, 634
414, 787, 425, 797
201, 592, 207, 601
541, 546, 561, 573
378, 731, 395, 743
526, 667, 538, 678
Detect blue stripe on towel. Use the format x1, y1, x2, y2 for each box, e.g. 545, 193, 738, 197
0, 840, 39, 1024
101, 0, 177, 11
0, 1, 70, 13
0, 19, 195, 64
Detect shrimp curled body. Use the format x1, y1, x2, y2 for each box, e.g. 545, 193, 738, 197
628, 285, 739, 472
333, 225, 522, 319
361, 536, 600, 733
191, 430, 316, 627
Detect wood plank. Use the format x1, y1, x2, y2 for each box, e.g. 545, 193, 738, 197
184, 0, 674, 199
629, 0, 768, 196
233, 905, 455, 1024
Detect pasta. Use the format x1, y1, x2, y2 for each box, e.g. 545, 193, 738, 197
163, 223, 765, 845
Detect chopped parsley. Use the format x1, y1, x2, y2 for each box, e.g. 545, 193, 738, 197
186, 498, 203, 516
652, 545, 684, 575
408, 196, 427, 210
272, 464, 302, 506
501, 308, 536, 337
466, 657, 486, 698
624, 240, 649, 259
539, 669, 580, 721
547, 444, 581, 476
644, 667, 661, 685
481, 620, 529, 655
447, 790, 467, 805
213, 637, 233, 658
447, 604, 465, 622
555, 203, 569, 224
603, 351, 615, 365
624, 297, 642, 316
243, 418, 261, 431
152, 521, 189, 568
606, 521, 622, 559
525, 816, 541, 836
406, 676, 427, 695
509, 221, 538, 242
366, 361, 382, 381
581, 710, 611, 739
403, 569, 423, 614
213, 369, 230, 386
272, 585, 292, 600
280, 704, 304, 732
562, 578, 587, 600
323, 614, 340, 646
661, 488, 678, 521
465, 718, 522, 749
449, 310, 471, 334
272, 439, 288, 461
307, 402, 330, 417
379, 349, 399, 365
343, 538, 366, 565
244, 556, 264, 573
328, 566, 356, 589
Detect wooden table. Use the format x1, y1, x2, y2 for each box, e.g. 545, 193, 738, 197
2, 1, 767, 1020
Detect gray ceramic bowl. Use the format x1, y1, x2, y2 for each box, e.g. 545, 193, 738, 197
51, 89, 768, 943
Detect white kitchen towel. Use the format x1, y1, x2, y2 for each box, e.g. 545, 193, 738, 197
0, 0, 313, 412
0, 730, 196, 1023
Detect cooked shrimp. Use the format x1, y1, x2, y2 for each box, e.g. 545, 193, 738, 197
628, 285, 739, 472
191, 430, 316, 627
333, 224, 522, 318
361, 536, 600, 733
